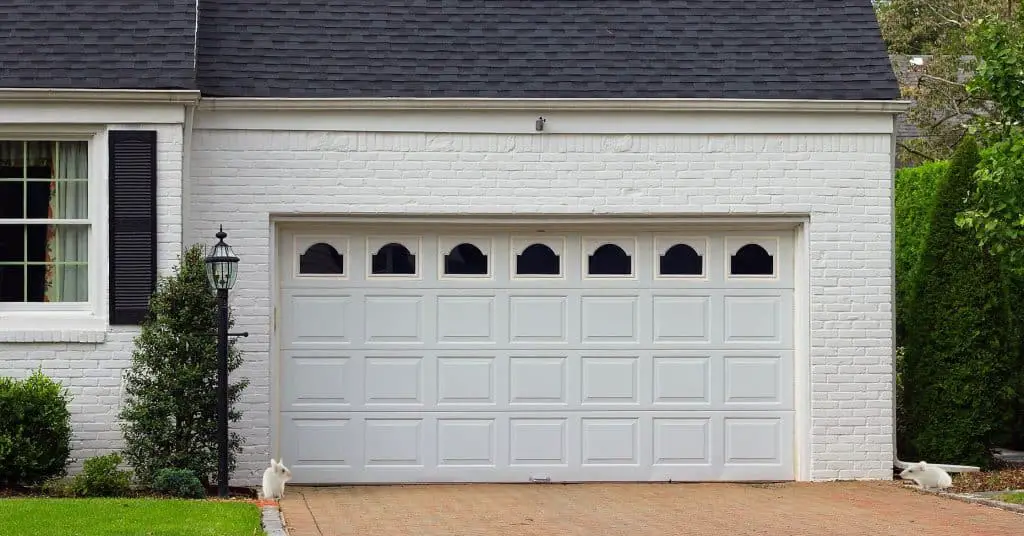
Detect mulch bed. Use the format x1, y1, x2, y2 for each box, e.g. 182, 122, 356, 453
949, 461, 1024, 494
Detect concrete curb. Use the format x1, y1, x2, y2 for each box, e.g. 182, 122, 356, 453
916, 487, 1024, 516
262, 503, 289, 536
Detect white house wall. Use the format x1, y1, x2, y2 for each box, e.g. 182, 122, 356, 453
188, 115, 895, 483
0, 122, 184, 471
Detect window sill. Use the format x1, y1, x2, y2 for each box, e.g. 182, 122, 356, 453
0, 313, 108, 343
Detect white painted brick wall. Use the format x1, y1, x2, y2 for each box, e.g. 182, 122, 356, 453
187, 130, 895, 483
0, 124, 183, 473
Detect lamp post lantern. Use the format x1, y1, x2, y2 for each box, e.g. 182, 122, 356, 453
205, 225, 239, 498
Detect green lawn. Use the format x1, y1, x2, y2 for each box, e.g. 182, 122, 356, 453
0, 498, 265, 536
996, 492, 1024, 505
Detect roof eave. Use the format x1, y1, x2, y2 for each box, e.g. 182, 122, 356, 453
0, 88, 203, 104
200, 97, 912, 114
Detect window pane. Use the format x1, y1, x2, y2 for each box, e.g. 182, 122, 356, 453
0, 225, 23, 261
588, 244, 632, 275
444, 243, 488, 275
0, 179, 24, 219
54, 141, 89, 219
299, 243, 344, 274
52, 180, 89, 220
516, 243, 560, 275
371, 243, 416, 275
0, 224, 88, 302
0, 265, 25, 302
0, 141, 25, 179
25, 180, 52, 219
49, 264, 88, 302
57, 142, 89, 180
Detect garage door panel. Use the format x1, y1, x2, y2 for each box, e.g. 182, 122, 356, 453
281, 411, 794, 484
282, 350, 793, 412
281, 351, 359, 412
278, 227, 798, 483
280, 291, 356, 349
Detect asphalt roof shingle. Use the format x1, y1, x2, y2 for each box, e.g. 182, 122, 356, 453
0, 0, 197, 91
2, 1, 901, 100
195, 0, 900, 100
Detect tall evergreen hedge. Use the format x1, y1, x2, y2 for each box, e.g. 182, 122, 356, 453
894, 160, 948, 345
901, 137, 1018, 467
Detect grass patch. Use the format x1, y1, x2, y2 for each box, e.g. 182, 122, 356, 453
996, 492, 1024, 504
0, 497, 264, 536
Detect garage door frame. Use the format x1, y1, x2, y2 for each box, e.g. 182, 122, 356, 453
268, 215, 812, 482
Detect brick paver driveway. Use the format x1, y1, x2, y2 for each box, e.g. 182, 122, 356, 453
280, 481, 1023, 536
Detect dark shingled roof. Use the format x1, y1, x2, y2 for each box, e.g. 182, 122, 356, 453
3, 1, 901, 101
195, 0, 900, 99
0, 0, 197, 90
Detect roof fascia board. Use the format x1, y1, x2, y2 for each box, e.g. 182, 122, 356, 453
201, 97, 912, 114
0, 88, 202, 105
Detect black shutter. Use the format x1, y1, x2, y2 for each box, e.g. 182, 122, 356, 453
108, 130, 157, 325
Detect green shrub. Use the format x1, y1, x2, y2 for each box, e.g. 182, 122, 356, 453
118, 244, 249, 487
895, 159, 949, 345
901, 137, 1018, 467
151, 467, 206, 499
38, 476, 76, 497
0, 369, 73, 487
69, 453, 133, 497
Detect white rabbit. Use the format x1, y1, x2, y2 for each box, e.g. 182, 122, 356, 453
261, 458, 293, 500
899, 461, 952, 491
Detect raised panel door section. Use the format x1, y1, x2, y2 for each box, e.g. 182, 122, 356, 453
436, 357, 496, 406
509, 357, 568, 406
281, 353, 354, 412
581, 418, 639, 466
509, 296, 567, 342
364, 357, 424, 407
281, 292, 353, 348
652, 296, 710, 342
437, 419, 497, 467
436, 296, 495, 342
580, 357, 639, 406
364, 295, 424, 343
365, 419, 424, 467
581, 296, 638, 342
652, 356, 711, 406
652, 418, 710, 466
510, 418, 568, 466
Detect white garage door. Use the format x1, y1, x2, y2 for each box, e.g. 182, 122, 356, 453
276, 223, 796, 484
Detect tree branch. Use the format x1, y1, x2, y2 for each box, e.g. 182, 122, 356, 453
897, 142, 939, 162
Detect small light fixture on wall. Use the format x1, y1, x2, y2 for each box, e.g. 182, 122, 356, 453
535, 116, 546, 132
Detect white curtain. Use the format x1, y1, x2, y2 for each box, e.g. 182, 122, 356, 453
45, 141, 88, 302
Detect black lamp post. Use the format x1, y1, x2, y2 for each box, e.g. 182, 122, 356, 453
204, 226, 239, 499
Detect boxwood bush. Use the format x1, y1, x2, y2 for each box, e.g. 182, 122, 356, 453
0, 369, 73, 487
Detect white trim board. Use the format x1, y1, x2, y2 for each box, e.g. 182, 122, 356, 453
0, 102, 187, 125
0, 88, 201, 104
195, 109, 897, 135
202, 97, 911, 113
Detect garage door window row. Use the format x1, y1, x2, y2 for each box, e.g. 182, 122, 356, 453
297, 240, 774, 278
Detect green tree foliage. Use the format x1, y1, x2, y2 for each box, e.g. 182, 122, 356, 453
118, 244, 249, 487
954, 10, 1024, 449
895, 160, 949, 344
0, 369, 72, 486
902, 137, 1018, 466
874, 0, 1018, 161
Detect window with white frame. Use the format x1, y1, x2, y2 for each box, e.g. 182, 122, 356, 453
0, 140, 90, 304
